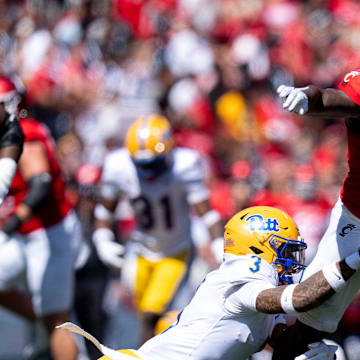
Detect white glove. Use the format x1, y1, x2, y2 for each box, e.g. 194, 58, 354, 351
93, 228, 125, 269
277, 85, 309, 115
0, 230, 10, 246
295, 341, 338, 360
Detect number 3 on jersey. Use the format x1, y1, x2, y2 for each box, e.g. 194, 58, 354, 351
249, 255, 261, 273
132, 194, 173, 230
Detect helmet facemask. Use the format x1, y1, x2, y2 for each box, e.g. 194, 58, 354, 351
270, 235, 307, 284
133, 153, 172, 180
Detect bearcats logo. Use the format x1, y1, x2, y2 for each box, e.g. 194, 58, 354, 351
339, 223, 356, 237
343, 70, 360, 85
246, 214, 280, 232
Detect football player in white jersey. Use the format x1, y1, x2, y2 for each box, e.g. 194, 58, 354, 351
59, 205, 360, 360
92, 114, 224, 343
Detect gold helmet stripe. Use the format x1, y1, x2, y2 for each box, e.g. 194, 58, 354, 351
136, 116, 150, 151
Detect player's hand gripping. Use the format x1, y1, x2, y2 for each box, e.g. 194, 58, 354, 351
277, 85, 309, 115
295, 341, 337, 360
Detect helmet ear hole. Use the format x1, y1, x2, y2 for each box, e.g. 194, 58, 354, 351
249, 246, 263, 255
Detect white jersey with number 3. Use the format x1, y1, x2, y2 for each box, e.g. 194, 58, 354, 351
101, 147, 209, 258
138, 255, 279, 360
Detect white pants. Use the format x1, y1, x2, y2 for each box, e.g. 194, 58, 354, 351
297, 198, 360, 332
0, 211, 82, 316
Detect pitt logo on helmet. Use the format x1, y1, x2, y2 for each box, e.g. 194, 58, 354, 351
245, 214, 280, 232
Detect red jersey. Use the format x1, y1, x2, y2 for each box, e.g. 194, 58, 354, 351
6, 118, 72, 233
338, 69, 360, 218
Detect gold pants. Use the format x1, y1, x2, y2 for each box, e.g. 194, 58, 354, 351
135, 250, 188, 314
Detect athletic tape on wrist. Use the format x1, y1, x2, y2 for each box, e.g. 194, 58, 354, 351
280, 284, 298, 314
322, 263, 346, 292
92, 228, 115, 245
345, 251, 360, 270
201, 210, 221, 227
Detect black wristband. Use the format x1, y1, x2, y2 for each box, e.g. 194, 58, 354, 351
2, 214, 22, 235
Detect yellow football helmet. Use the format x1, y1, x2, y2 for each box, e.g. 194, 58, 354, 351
224, 206, 306, 284
215, 91, 249, 141
126, 114, 174, 178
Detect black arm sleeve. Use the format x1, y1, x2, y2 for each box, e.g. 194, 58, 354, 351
272, 320, 330, 360
2, 173, 52, 235
23, 173, 52, 211
2, 214, 22, 235
0, 115, 25, 151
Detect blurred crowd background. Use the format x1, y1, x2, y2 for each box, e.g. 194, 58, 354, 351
0, 0, 359, 359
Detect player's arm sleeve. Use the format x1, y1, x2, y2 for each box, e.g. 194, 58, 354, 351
0, 118, 25, 206
226, 280, 276, 313
23, 173, 52, 209
95, 181, 122, 221
224, 257, 276, 313
99, 180, 121, 202
0, 117, 25, 155
94, 155, 125, 224
182, 155, 209, 204
0, 158, 17, 207
302, 85, 360, 117
99, 155, 125, 202
338, 69, 360, 106
298, 70, 360, 117
2, 172, 52, 235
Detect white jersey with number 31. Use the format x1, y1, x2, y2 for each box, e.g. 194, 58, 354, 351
101, 147, 209, 258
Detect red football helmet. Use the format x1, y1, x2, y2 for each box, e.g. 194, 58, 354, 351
0, 77, 21, 114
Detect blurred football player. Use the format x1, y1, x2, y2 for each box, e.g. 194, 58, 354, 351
0, 115, 82, 360
93, 114, 223, 343
0, 77, 24, 206
59, 205, 360, 360
73, 164, 110, 360
274, 72, 360, 358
